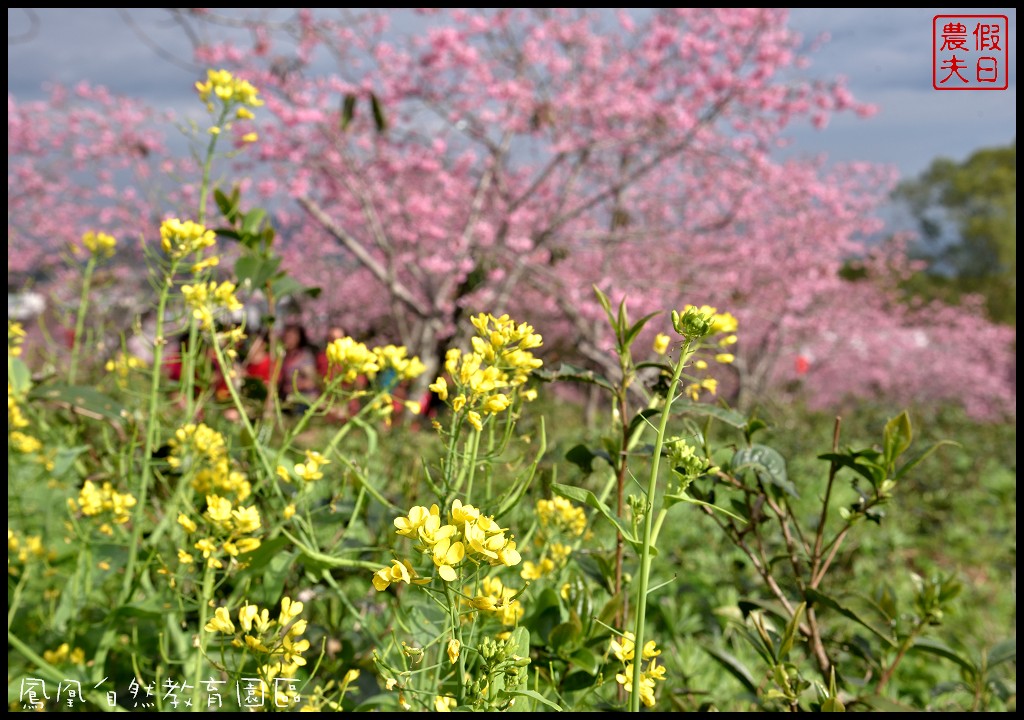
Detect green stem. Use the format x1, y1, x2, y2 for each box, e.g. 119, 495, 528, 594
629, 343, 689, 712
120, 259, 180, 603
208, 333, 279, 497
192, 564, 215, 712
68, 255, 97, 385
463, 428, 482, 503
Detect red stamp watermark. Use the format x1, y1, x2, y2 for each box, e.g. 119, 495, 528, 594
933, 15, 1009, 90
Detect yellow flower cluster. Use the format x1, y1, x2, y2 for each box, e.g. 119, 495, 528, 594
167, 423, 252, 502
105, 351, 148, 388
520, 496, 586, 581
467, 575, 524, 626
374, 344, 428, 383
8, 529, 51, 574
277, 449, 330, 483
685, 377, 719, 402
325, 337, 379, 383
68, 480, 138, 536
160, 218, 217, 260
537, 496, 587, 536
429, 313, 543, 432
324, 338, 427, 389
8, 383, 29, 429
611, 633, 666, 708
196, 69, 265, 111
9, 431, 42, 454
81, 230, 117, 258
42, 643, 86, 666
180, 493, 262, 570
181, 280, 243, 331
204, 596, 308, 707
8, 321, 26, 357
373, 500, 522, 590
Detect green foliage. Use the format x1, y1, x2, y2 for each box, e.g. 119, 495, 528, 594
894, 139, 1016, 323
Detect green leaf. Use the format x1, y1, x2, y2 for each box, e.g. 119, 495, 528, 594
502, 689, 563, 712
702, 646, 758, 695
893, 440, 960, 481
564, 444, 612, 475
988, 638, 1016, 667
909, 637, 976, 673
235, 255, 281, 289
241, 207, 268, 238
109, 597, 174, 621
552, 483, 640, 550
270, 275, 321, 300
778, 601, 805, 661
805, 589, 895, 647
744, 418, 769, 442
731, 444, 796, 497
535, 362, 616, 392
561, 669, 600, 692
549, 614, 582, 653
9, 356, 32, 395
214, 187, 239, 221
818, 452, 885, 486
622, 311, 661, 350
30, 384, 125, 424
672, 399, 748, 428
663, 491, 746, 522
341, 93, 357, 131
568, 647, 601, 676
883, 411, 912, 468
593, 285, 615, 328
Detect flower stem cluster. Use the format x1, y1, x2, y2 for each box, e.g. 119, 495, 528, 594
520, 496, 587, 581
67, 480, 138, 537
373, 499, 522, 590
204, 596, 309, 707
610, 632, 666, 708
167, 422, 252, 500
160, 218, 217, 261
80, 230, 117, 258
429, 313, 542, 432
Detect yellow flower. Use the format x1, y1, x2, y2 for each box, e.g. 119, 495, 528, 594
81, 231, 117, 258
242, 132, 258, 143
653, 333, 670, 355
446, 638, 461, 665
431, 537, 465, 582
160, 218, 216, 259
466, 410, 483, 432
177, 513, 198, 533
239, 603, 259, 632
715, 353, 735, 364
205, 606, 236, 634
279, 596, 304, 623
434, 696, 457, 712
481, 393, 510, 415
429, 376, 448, 401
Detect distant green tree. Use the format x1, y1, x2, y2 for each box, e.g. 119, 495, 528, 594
894, 139, 1016, 324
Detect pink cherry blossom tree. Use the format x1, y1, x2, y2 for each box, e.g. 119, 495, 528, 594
7, 8, 1015, 418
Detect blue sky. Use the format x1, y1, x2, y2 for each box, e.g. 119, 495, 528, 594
7, 8, 1017, 182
